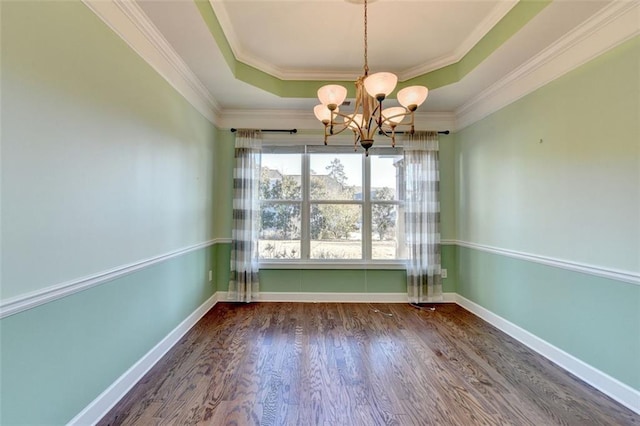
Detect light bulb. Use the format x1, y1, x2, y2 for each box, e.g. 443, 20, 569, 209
397, 86, 428, 111
317, 85, 347, 109
364, 72, 398, 100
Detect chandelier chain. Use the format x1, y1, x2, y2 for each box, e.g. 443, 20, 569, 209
364, 0, 369, 75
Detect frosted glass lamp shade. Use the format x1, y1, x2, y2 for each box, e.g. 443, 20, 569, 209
317, 85, 347, 109
345, 113, 363, 130
364, 72, 398, 99
397, 86, 428, 111
382, 107, 406, 125
314, 104, 336, 123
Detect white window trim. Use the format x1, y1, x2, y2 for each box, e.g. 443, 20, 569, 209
259, 261, 407, 270
260, 145, 405, 266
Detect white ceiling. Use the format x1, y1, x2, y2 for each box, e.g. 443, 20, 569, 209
209, 0, 517, 80
133, 0, 617, 118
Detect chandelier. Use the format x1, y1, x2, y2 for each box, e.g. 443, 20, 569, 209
313, 0, 429, 155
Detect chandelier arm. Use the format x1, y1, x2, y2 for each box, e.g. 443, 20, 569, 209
331, 111, 361, 131
327, 111, 362, 137
380, 110, 411, 127
377, 121, 414, 136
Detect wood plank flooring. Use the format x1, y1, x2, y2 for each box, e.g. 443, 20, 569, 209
98, 303, 639, 425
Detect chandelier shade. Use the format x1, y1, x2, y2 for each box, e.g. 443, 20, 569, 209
313, 0, 429, 154
382, 107, 407, 125
397, 86, 429, 111
317, 85, 348, 109
364, 72, 398, 100
314, 104, 338, 123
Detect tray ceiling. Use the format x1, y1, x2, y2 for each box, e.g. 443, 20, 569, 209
125, 0, 623, 120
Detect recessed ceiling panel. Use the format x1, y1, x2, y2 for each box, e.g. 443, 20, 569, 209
211, 0, 517, 79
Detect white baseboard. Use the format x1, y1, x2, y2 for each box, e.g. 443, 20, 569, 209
215, 291, 457, 303
455, 294, 640, 415
69, 290, 638, 424
67, 293, 219, 425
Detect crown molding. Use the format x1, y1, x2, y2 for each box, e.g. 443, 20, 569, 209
455, 1, 640, 130
82, 0, 221, 126
209, 0, 518, 82
397, 1, 518, 81
84, 0, 638, 134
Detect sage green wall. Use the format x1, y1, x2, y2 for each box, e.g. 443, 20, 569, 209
0, 247, 216, 425
455, 37, 639, 273
1, 1, 221, 423
258, 244, 457, 294
454, 37, 640, 390
1, 1, 218, 300
439, 134, 457, 240
457, 246, 639, 390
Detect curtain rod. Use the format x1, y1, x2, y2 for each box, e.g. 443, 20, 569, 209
379, 130, 450, 135
230, 128, 448, 135
230, 128, 297, 134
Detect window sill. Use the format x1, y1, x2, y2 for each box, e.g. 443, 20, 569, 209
259, 261, 407, 270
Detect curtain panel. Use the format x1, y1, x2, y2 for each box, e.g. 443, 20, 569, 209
404, 131, 443, 303
229, 129, 262, 302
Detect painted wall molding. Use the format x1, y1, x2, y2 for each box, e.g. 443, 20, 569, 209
215, 291, 457, 304
67, 293, 220, 425
455, 294, 640, 414
209, 0, 516, 82
81, 0, 221, 126
396, 1, 518, 81
456, 1, 640, 130
0, 239, 225, 319
82, 0, 638, 133
452, 239, 639, 286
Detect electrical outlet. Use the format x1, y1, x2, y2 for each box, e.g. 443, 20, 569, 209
441, 269, 448, 279
208, 270, 213, 282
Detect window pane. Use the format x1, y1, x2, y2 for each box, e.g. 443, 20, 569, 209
259, 203, 301, 259
310, 154, 362, 200
372, 204, 405, 259
310, 204, 362, 259
371, 154, 403, 201
261, 154, 301, 200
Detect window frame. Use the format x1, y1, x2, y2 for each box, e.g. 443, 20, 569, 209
259, 145, 406, 269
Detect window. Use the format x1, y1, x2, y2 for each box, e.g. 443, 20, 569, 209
259, 146, 405, 264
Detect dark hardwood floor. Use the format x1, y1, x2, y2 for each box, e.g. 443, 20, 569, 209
99, 302, 638, 425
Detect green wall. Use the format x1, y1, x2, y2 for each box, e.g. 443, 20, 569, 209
0, 1, 221, 423
454, 37, 640, 390
456, 246, 639, 390
0, 247, 216, 425
3, 1, 636, 423
1, 1, 218, 299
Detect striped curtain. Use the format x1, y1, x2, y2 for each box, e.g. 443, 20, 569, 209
404, 131, 443, 303
229, 129, 262, 302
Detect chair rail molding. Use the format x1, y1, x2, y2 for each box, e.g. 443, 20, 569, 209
0, 239, 225, 319
453, 240, 639, 286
